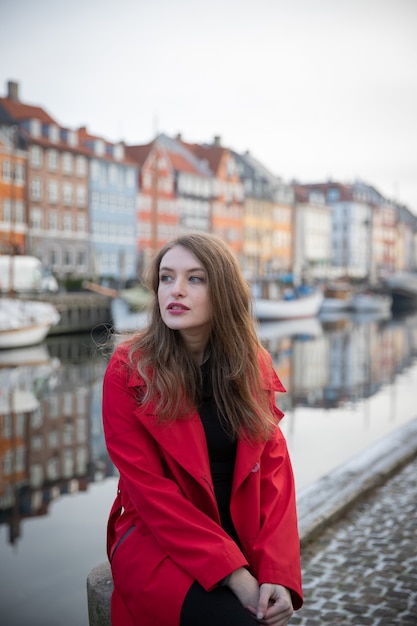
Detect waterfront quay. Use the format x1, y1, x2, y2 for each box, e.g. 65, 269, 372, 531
293, 417, 417, 626
294, 456, 417, 625
28, 291, 112, 335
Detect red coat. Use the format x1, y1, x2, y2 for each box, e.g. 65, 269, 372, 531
103, 344, 303, 626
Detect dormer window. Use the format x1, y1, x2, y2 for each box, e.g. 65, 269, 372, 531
113, 143, 124, 160
30, 119, 41, 138
67, 130, 78, 147
95, 140, 105, 156
48, 124, 60, 143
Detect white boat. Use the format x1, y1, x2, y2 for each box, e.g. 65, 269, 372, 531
0, 298, 60, 349
350, 292, 392, 314
252, 289, 324, 321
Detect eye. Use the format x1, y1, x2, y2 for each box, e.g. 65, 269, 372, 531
159, 274, 173, 283
189, 275, 205, 283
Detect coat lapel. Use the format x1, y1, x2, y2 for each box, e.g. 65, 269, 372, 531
233, 437, 265, 494
134, 405, 213, 484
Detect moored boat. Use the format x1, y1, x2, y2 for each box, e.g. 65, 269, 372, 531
0, 298, 60, 349
252, 288, 323, 321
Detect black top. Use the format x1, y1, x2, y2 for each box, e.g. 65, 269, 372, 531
198, 359, 240, 544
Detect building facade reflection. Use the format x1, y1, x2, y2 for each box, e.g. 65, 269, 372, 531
1, 314, 417, 546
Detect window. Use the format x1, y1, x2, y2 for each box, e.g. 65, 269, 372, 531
76, 249, 86, 267
64, 248, 73, 266
109, 164, 118, 185
48, 211, 59, 231
113, 144, 124, 160
76, 185, 86, 207
63, 212, 72, 232
91, 160, 100, 181
94, 140, 105, 156
327, 188, 340, 203
30, 119, 41, 138
47, 149, 58, 172
48, 124, 60, 143
62, 152, 73, 174
3, 199, 11, 222
30, 177, 42, 201
48, 395, 59, 418
48, 180, 59, 204
30, 146, 42, 168
126, 168, 135, 188
66, 130, 77, 147
15, 162, 24, 184
77, 214, 86, 232
63, 182, 73, 205
47, 457, 60, 481
30, 208, 42, 230
75, 155, 87, 177
2, 159, 11, 181
50, 247, 59, 266
15, 201, 24, 223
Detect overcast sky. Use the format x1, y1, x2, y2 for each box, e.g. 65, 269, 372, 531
1, 0, 417, 213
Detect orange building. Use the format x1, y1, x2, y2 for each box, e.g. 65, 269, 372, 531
0, 128, 27, 254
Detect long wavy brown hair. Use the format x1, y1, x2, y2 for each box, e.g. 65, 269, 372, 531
126, 232, 275, 441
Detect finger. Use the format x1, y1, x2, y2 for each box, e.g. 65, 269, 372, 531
256, 586, 271, 620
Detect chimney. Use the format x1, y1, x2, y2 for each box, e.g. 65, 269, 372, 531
7, 81, 19, 102
213, 135, 221, 146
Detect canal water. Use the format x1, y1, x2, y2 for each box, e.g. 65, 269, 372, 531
1, 311, 417, 626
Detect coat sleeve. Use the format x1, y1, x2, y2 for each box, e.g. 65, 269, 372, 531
250, 351, 303, 609
102, 347, 248, 591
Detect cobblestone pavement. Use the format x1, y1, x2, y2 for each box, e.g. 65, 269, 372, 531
291, 456, 417, 625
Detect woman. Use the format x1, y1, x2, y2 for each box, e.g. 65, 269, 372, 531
103, 233, 303, 626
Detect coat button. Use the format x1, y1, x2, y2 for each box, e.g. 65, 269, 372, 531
251, 462, 260, 473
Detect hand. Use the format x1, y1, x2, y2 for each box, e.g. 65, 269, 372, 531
248, 584, 293, 625
226, 567, 260, 612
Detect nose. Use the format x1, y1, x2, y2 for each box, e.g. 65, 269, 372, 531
171, 277, 186, 297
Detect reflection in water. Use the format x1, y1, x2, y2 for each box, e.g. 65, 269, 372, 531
0, 330, 114, 547
1, 314, 417, 548
262, 312, 417, 413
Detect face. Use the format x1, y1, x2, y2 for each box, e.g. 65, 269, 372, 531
158, 245, 212, 346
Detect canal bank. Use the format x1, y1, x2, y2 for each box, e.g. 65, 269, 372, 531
87, 416, 417, 626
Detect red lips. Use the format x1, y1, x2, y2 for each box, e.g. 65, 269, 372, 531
167, 302, 190, 311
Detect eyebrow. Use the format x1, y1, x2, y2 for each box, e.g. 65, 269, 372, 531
159, 265, 206, 273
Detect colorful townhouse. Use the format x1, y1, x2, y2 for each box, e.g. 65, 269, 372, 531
298, 181, 375, 281
185, 136, 244, 261
127, 133, 212, 273
292, 185, 332, 283
233, 149, 295, 284
78, 127, 138, 285
0, 81, 91, 281
0, 126, 26, 255
232, 149, 276, 280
